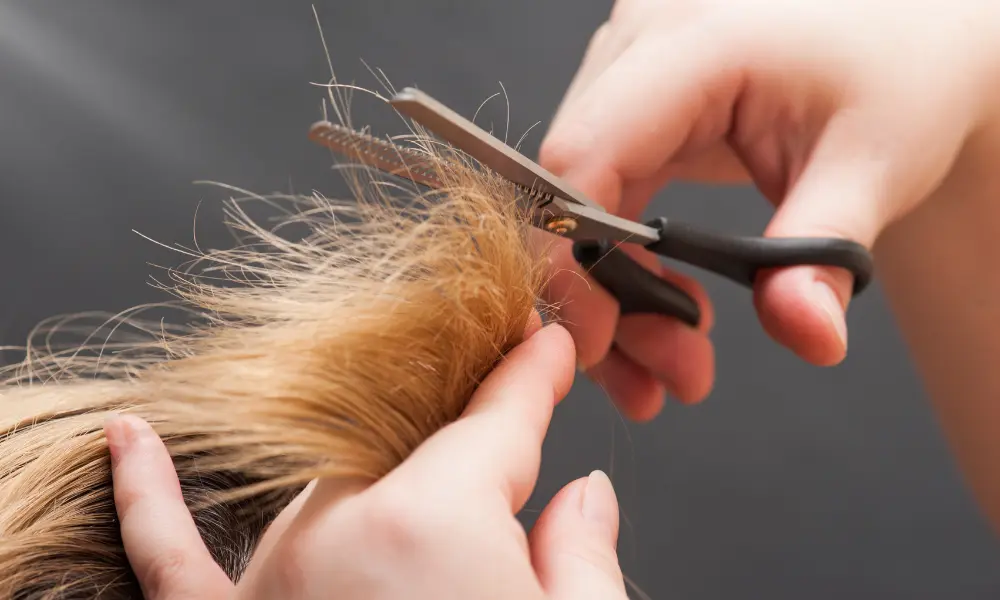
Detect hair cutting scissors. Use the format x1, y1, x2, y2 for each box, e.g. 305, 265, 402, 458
308, 87, 874, 328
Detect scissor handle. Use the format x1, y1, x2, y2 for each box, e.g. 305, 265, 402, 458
572, 218, 875, 328
645, 218, 875, 294
573, 240, 703, 326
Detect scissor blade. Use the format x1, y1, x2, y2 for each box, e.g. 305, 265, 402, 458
308, 121, 448, 190
307, 120, 659, 246
389, 87, 605, 212
309, 120, 555, 202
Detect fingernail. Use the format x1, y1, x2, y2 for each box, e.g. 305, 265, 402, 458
815, 282, 848, 351
581, 470, 619, 548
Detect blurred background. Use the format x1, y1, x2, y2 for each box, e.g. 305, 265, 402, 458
1, 1, 997, 597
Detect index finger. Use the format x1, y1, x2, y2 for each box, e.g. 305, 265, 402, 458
386, 323, 576, 514
541, 28, 738, 186
106, 414, 234, 600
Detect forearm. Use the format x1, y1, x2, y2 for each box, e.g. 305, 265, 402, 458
875, 130, 1000, 532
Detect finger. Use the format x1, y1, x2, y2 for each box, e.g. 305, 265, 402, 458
538, 26, 737, 372
600, 244, 715, 406
539, 230, 619, 369
291, 311, 549, 522
667, 142, 751, 184
532, 152, 652, 372
586, 348, 666, 422
614, 242, 717, 333
240, 480, 317, 570
530, 470, 627, 600
756, 103, 968, 365
388, 323, 576, 513
535, 132, 660, 374
615, 314, 716, 405
540, 24, 742, 191
552, 21, 631, 125
543, 21, 637, 361
106, 414, 234, 600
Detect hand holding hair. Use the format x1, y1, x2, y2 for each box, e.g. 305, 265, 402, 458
0, 83, 596, 596
107, 322, 629, 600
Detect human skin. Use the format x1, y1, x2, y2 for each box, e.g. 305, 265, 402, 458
106, 321, 630, 600
538, 0, 1000, 530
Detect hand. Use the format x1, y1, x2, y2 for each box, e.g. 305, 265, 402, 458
106, 322, 629, 599
539, 0, 1000, 419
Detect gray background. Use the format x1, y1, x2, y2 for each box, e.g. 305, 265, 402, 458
1, 1, 997, 598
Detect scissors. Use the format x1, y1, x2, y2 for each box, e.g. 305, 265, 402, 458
307, 87, 874, 328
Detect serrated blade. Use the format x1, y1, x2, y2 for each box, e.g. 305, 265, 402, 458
309, 120, 557, 208
307, 120, 660, 246
308, 121, 447, 190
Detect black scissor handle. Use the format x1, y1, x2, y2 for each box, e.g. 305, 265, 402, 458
573, 240, 703, 326
645, 218, 875, 295
572, 218, 875, 328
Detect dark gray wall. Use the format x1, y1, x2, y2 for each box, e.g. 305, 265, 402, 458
1, 2, 997, 598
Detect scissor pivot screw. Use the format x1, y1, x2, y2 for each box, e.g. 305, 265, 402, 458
544, 216, 578, 236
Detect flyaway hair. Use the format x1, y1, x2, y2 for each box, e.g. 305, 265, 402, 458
0, 79, 553, 598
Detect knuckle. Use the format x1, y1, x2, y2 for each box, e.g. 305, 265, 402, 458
587, 20, 612, 51
267, 506, 366, 596
538, 125, 591, 175
112, 486, 146, 520
356, 492, 441, 558
138, 546, 190, 597
265, 492, 459, 594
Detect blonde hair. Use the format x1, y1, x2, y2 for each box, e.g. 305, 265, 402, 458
0, 84, 551, 598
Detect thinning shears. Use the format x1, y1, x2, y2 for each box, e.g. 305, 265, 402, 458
308, 88, 874, 328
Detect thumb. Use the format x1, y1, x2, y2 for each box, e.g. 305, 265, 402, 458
529, 470, 628, 600
754, 106, 967, 366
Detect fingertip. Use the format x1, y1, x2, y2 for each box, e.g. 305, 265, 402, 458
107, 414, 185, 516
674, 332, 716, 405
475, 321, 577, 414
581, 470, 619, 548
531, 470, 620, 548
755, 266, 851, 366
588, 349, 666, 422
105, 414, 159, 471
400, 322, 576, 514
107, 414, 234, 599
103, 412, 127, 466
529, 471, 626, 599
536, 323, 578, 402
538, 320, 574, 346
